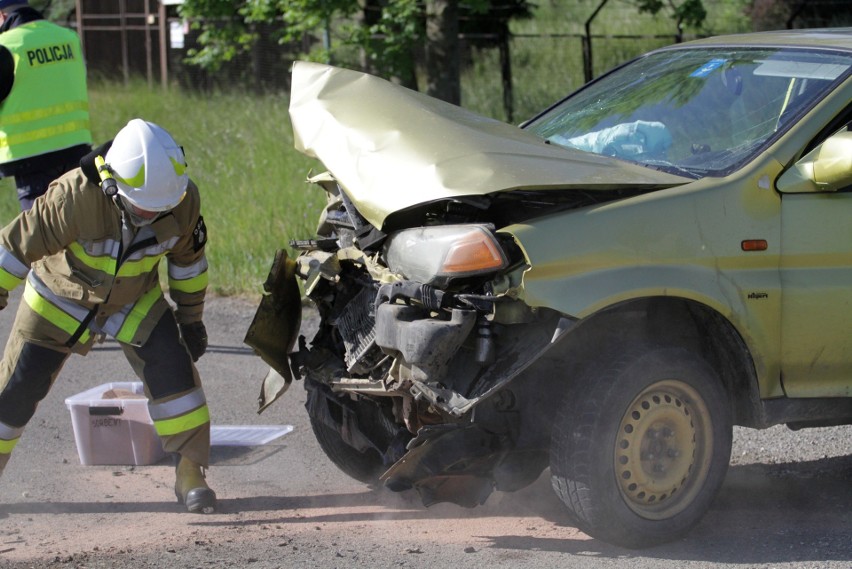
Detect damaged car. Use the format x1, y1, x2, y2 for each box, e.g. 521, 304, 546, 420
246, 29, 852, 548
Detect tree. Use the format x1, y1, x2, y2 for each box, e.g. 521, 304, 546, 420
633, 0, 707, 41
179, 0, 531, 105
747, 0, 852, 29
425, 0, 460, 104
351, 0, 422, 88
31, 0, 76, 23
179, 0, 347, 70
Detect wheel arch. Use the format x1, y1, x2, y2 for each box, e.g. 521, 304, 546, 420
536, 296, 763, 428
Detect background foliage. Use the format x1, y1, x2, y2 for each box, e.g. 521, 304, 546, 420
2, 0, 848, 297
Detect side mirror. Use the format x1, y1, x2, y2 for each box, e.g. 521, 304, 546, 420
777, 130, 852, 193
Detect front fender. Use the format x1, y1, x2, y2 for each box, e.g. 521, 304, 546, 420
501, 179, 783, 397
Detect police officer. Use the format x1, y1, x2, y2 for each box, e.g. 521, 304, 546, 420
0, 0, 92, 211
0, 119, 215, 514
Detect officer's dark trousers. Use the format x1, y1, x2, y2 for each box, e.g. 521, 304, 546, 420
12, 144, 91, 211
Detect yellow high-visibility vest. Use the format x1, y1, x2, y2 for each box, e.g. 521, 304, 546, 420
0, 20, 91, 163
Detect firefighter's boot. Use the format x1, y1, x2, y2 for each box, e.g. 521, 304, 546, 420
174, 455, 216, 514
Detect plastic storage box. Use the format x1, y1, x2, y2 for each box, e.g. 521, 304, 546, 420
64, 382, 167, 466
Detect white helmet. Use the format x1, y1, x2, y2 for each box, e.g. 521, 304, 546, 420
104, 119, 188, 212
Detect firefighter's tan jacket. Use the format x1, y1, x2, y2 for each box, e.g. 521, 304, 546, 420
0, 167, 208, 353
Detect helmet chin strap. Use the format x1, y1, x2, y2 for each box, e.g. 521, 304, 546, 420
119, 197, 159, 227
128, 213, 157, 227
113, 195, 135, 227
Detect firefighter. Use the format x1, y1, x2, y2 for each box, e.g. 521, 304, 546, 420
0, 118, 215, 514
0, 0, 92, 210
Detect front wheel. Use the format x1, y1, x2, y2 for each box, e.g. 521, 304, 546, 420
550, 347, 732, 548
309, 416, 386, 485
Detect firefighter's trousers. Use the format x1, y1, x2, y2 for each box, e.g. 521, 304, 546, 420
0, 300, 211, 470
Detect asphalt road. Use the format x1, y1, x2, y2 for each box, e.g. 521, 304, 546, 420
0, 291, 849, 569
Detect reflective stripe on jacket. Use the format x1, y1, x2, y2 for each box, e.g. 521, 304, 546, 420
0, 168, 207, 351
0, 21, 91, 163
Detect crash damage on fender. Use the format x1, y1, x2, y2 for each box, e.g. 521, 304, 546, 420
245, 60, 686, 506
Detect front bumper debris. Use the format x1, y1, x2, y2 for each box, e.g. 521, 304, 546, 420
244, 249, 302, 413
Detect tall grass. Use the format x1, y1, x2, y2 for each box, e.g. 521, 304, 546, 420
94, 83, 323, 297
462, 0, 751, 121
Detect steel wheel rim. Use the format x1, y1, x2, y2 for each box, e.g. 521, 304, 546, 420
614, 379, 714, 520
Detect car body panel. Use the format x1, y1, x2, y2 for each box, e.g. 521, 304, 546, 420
780, 191, 852, 398
289, 61, 688, 229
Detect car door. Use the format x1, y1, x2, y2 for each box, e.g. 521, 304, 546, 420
779, 118, 852, 398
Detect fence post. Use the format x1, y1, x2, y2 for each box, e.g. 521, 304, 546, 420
159, 2, 168, 90
144, 0, 153, 89
499, 25, 513, 123
119, 0, 129, 85
583, 0, 609, 83
75, 0, 84, 55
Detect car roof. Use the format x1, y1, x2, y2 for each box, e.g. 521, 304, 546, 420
662, 28, 852, 52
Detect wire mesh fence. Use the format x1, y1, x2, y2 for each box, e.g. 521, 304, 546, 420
72, 0, 852, 122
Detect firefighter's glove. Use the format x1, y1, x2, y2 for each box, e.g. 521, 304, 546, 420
180, 321, 208, 362
0, 289, 7, 311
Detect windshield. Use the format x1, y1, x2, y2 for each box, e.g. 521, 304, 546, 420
524, 47, 851, 178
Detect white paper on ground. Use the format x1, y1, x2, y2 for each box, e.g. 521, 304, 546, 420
210, 425, 294, 447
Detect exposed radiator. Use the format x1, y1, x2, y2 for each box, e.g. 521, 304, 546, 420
337, 286, 383, 374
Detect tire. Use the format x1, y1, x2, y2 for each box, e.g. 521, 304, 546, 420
550, 347, 732, 548
309, 415, 386, 485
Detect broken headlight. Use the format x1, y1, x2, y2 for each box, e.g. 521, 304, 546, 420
384, 224, 508, 286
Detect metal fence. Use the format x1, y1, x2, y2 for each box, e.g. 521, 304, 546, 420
71, 0, 852, 120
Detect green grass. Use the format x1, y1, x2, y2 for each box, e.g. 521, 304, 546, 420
1, 81, 321, 299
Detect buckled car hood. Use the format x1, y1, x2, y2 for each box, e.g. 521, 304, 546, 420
290, 61, 689, 229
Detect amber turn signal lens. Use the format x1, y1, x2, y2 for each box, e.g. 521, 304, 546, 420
442, 230, 507, 274
741, 239, 768, 251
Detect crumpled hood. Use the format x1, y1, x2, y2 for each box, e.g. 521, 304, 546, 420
289, 61, 688, 229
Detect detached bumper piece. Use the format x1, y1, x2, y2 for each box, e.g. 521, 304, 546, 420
380, 424, 505, 508
244, 249, 302, 413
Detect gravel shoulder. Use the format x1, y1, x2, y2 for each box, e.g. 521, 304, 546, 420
0, 295, 849, 569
